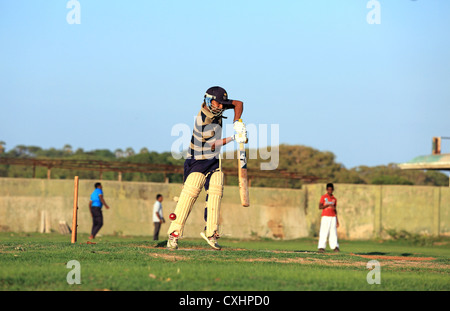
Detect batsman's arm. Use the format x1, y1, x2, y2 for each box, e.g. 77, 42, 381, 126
230, 100, 243, 122
210, 136, 235, 151
210, 100, 244, 151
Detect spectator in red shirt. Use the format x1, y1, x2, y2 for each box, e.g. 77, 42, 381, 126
318, 183, 340, 253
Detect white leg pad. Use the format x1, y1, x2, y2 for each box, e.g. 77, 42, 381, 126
206, 171, 224, 237
168, 172, 206, 237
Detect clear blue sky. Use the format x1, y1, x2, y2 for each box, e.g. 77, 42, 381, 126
1, 0, 449, 169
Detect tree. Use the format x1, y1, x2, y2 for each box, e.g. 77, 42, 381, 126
125, 147, 135, 157
75, 148, 84, 154
27, 146, 42, 157
14, 145, 28, 157
371, 175, 414, 185
91, 149, 115, 159
0, 143, 447, 187
114, 148, 124, 158
0, 141, 5, 154
63, 144, 73, 155
140, 147, 149, 154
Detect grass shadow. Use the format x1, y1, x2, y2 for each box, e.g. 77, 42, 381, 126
155, 240, 168, 248
355, 252, 414, 257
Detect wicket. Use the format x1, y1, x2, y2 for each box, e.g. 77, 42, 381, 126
71, 176, 79, 243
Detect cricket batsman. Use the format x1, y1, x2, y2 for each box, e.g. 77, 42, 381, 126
167, 86, 247, 250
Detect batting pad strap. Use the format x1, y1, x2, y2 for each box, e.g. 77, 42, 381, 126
183, 182, 204, 198
208, 184, 223, 197
167, 172, 206, 237
206, 171, 224, 237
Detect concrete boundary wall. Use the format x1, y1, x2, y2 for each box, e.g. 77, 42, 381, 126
0, 178, 448, 239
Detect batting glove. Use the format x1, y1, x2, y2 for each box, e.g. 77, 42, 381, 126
233, 131, 248, 144
233, 120, 247, 134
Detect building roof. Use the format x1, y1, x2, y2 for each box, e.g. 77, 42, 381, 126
398, 154, 450, 170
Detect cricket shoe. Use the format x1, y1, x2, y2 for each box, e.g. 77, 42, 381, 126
167, 232, 179, 250
200, 232, 221, 250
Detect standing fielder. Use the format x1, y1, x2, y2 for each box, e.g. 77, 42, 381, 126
318, 183, 340, 253
167, 86, 247, 250
89, 182, 110, 240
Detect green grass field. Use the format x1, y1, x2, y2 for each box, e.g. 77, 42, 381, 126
0, 232, 449, 291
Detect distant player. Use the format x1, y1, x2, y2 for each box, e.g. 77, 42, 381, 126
318, 183, 340, 253
89, 182, 110, 240
153, 194, 165, 240
167, 86, 247, 250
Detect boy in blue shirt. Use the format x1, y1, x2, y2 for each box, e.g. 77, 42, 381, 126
89, 182, 110, 240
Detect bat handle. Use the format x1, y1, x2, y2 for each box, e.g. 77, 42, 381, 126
238, 119, 248, 144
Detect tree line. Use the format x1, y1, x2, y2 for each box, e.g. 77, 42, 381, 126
0, 142, 447, 187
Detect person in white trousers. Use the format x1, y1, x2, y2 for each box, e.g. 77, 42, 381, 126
318, 183, 340, 253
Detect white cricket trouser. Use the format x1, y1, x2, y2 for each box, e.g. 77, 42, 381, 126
318, 216, 339, 250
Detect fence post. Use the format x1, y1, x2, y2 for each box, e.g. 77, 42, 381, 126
71, 176, 79, 243
433, 187, 441, 236
374, 185, 382, 238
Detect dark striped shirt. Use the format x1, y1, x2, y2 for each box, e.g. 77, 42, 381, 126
188, 103, 227, 160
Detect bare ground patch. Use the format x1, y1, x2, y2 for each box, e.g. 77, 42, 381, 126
123, 244, 449, 270
350, 253, 436, 261
240, 256, 367, 268
239, 254, 449, 271
148, 252, 188, 261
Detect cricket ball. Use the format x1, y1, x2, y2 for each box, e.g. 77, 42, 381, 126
169, 213, 176, 221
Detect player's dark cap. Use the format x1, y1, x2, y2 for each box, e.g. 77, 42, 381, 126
205, 86, 232, 105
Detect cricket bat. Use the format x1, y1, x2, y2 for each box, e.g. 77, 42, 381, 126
237, 119, 250, 207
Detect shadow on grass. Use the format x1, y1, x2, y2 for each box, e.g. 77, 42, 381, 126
154, 241, 168, 248
354, 252, 387, 256
354, 252, 414, 257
